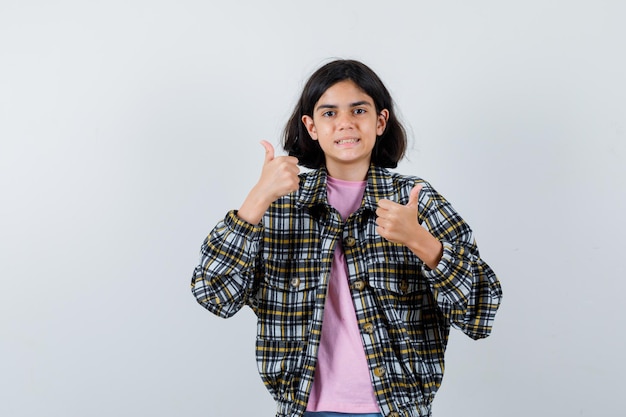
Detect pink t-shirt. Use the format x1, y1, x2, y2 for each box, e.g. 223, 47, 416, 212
306, 176, 380, 413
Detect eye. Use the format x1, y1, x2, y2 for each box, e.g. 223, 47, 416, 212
354, 108, 366, 115
322, 110, 335, 117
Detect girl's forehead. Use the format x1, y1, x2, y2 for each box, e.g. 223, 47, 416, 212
317, 80, 373, 103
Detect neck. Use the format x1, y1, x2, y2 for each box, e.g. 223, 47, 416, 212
325, 161, 370, 181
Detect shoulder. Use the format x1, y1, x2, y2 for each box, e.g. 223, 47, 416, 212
388, 170, 426, 188
386, 169, 434, 196
385, 169, 448, 207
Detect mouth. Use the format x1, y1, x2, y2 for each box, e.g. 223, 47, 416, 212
335, 138, 360, 145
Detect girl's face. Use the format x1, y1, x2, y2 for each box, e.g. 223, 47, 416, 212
301, 80, 388, 180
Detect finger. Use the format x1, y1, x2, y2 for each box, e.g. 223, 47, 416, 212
406, 184, 423, 208
260, 140, 275, 164
376, 204, 395, 220
286, 155, 300, 167
375, 225, 390, 241
278, 155, 300, 170
375, 216, 387, 228
377, 198, 396, 210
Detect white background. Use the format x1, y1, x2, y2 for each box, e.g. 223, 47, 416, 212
1, 1, 625, 416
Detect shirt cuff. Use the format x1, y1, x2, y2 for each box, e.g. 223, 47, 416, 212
421, 241, 455, 283
226, 209, 264, 234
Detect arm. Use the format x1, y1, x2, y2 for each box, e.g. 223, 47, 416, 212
191, 141, 300, 317
191, 211, 264, 318
376, 182, 502, 339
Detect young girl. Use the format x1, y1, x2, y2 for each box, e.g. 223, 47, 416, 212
191, 59, 502, 417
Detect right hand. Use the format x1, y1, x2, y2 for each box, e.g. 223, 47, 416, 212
257, 140, 300, 201
237, 140, 300, 224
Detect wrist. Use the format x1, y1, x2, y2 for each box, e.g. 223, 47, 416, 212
407, 229, 443, 270
238, 188, 272, 225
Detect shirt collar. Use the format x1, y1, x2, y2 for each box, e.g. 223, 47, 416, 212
295, 165, 395, 212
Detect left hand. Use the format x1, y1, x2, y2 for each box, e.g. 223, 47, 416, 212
375, 184, 423, 246
376, 184, 443, 269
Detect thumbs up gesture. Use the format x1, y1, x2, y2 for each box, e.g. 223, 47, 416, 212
237, 140, 300, 224
376, 185, 422, 245
376, 184, 443, 269
258, 140, 300, 200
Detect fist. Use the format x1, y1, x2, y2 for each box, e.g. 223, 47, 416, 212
375, 185, 422, 246
258, 140, 300, 202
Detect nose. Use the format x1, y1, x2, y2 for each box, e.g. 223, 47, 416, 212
336, 111, 354, 129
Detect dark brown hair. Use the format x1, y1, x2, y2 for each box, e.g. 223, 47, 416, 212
282, 59, 407, 169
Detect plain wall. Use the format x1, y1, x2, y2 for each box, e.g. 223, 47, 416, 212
1, 1, 625, 416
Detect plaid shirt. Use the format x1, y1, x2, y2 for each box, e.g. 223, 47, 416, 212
191, 166, 502, 417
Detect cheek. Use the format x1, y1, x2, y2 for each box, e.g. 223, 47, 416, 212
315, 124, 334, 139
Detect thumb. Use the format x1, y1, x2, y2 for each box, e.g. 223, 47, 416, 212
406, 184, 422, 208
260, 140, 275, 164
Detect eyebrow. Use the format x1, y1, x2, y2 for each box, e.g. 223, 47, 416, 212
315, 100, 373, 112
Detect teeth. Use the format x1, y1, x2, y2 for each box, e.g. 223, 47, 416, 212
337, 139, 358, 144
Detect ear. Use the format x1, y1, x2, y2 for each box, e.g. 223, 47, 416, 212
377, 109, 389, 136
301, 115, 318, 140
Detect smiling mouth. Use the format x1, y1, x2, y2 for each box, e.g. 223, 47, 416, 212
336, 138, 360, 145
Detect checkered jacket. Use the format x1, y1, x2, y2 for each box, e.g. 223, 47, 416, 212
191, 166, 502, 417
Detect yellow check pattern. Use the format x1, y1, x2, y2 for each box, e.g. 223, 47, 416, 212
191, 166, 502, 417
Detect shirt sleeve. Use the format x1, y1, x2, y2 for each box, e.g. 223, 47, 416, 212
418, 183, 503, 340
191, 210, 263, 318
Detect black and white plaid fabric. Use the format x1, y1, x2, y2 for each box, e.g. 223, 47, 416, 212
192, 166, 502, 417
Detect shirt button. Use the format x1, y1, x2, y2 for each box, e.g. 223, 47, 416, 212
373, 366, 386, 378
399, 279, 409, 294
362, 322, 374, 334
289, 277, 301, 288
343, 236, 356, 247
388, 413, 400, 417
352, 280, 366, 291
